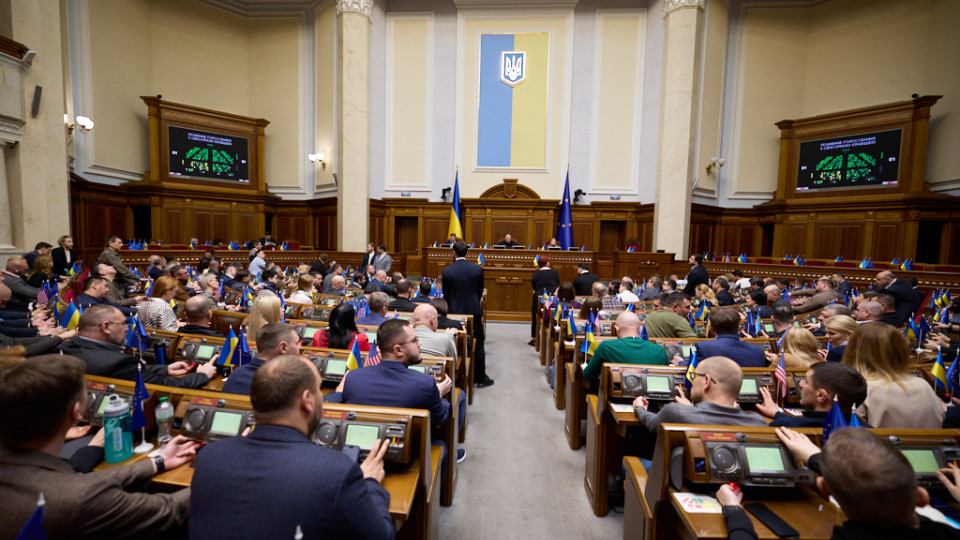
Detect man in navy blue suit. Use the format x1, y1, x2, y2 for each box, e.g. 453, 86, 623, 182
695, 307, 766, 367
190, 355, 394, 539
442, 240, 493, 387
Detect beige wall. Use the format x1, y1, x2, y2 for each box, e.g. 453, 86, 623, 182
248, 17, 301, 189
731, 0, 959, 198
591, 9, 645, 194
386, 13, 433, 191
314, 5, 336, 191
85, 0, 301, 189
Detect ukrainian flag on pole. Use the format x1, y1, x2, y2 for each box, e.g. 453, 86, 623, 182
477, 33, 549, 168
448, 169, 463, 239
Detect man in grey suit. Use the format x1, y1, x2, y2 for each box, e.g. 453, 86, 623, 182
1, 258, 41, 310
371, 243, 393, 273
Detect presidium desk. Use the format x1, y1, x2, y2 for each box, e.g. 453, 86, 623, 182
423, 247, 676, 322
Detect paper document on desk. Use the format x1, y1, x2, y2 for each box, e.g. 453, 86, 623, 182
673, 492, 723, 514
610, 403, 635, 413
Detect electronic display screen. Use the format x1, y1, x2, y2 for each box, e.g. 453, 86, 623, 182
196, 345, 215, 360
796, 129, 901, 191
210, 411, 243, 436
740, 378, 759, 395
682, 345, 694, 358
326, 359, 347, 375
762, 323, 775, 333
302, 327, 318, 340
168, 126, 249, 183
364, 332, 377, 343
902, 449, 940, 474
646, 375, 671, 393
344, 424, 380, 449
745, 446, 786, 473
409, 366, 426, 374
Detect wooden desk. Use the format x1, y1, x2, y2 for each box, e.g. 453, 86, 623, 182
423, 247, 595, 321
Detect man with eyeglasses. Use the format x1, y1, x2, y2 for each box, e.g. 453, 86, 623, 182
339, 319, 457, 461
61, 304, 217, 387
632, 356, 767, 432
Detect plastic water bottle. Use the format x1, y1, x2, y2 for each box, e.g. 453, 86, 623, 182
103, 395, 133, 463
155, 396, 174, 447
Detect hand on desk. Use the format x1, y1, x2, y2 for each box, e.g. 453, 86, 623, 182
716, 484, 743, 507
632, 396, 649, 411
195, 362, 218, 379
88, 427, 105, 448
755, 386, 780, 418
157, 435, 200, 472
936, 464, 960, 503
360, 438, 389, 484
167, 361, 194, 376
775, 427, 819, 464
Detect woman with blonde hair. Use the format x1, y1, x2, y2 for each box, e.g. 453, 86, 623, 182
778, 327, 822, 368
139, 275, 180, 332
246, 294, 283, 337
842, 322, 943, 428
695, 283, 717, 307
821, 314, 858, 362
286, 275, 315, 305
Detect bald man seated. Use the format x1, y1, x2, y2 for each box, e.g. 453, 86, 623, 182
855, 301, 884, 324
178, 296, 224, 338
582, 312, 669, 383
632, 356, 768, 432
412, 304, 458, 361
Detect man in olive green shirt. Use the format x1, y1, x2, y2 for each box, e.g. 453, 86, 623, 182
583, 312, 669, 382
642, 291, 697, 339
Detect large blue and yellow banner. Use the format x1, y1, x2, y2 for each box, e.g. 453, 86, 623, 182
477, 33, 549, 168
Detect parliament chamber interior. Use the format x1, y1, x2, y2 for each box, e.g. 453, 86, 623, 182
1, 0, 960, 538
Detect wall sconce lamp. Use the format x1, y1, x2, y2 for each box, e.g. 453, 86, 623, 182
441, 187, 452, 201
308, 152, 326, 170
705, 157, 726, 174
65, 114, 94, 134
573, 189, 586, 203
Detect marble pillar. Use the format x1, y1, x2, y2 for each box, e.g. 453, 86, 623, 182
335, 0, 372, 251
653, 0, 704, 258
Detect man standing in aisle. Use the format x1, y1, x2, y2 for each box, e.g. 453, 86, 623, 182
443, 240, 493, 387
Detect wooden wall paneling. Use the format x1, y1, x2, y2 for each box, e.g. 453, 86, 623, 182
571, 221, 593, 250
814, 225, 839, 259
212, 212, 229, 242
239, 214, 255, 244
839, 225, 862, 260
738, 227, 754, 256
873, 222, 902, 262
783, 224, 806, 256
491, 218, 525, 245
423, 217, 449, 246
165, 209, 184, 244
468, 218, 484, 246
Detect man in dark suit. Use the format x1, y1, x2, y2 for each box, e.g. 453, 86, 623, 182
97, 235, 141, 288
831, 271, 853, 299
387, 279, 418, 312
442, 240, 493, 387
712, 277, 736, 306
496, 233, 519, 248
23, 242, 53, 270
340, 319, 460, 464
190, 355, 394, 539
60, 305, 216, 388
876, 293, 904, 327
412, 280, 433, 304
361, 242, 376, 270
682, 253, 709, 295
874, 271, 919, 325
695, 308, 766, 367
573, 263, 599, 295
51, 235, 78, 276
178, 296, 225, 338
